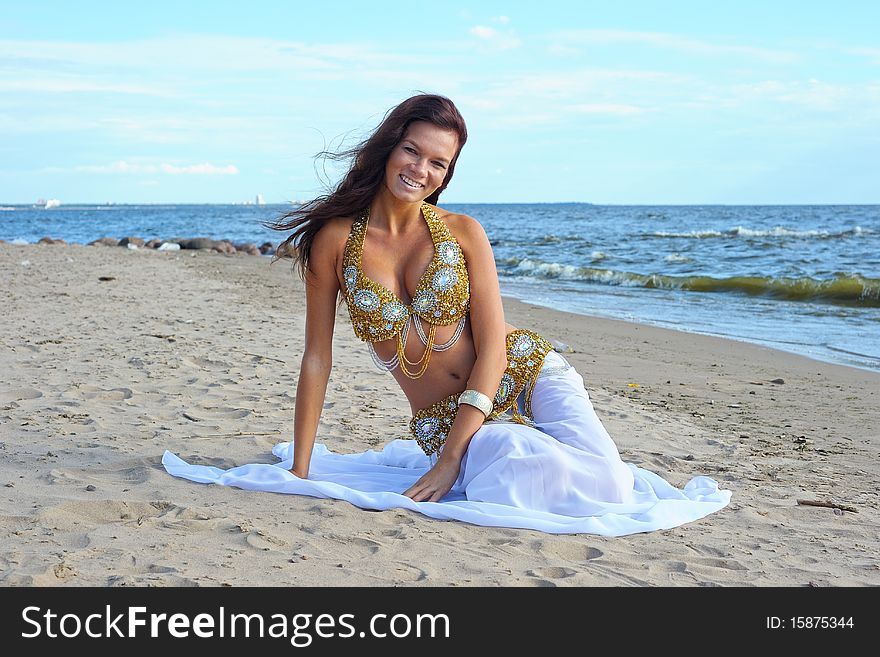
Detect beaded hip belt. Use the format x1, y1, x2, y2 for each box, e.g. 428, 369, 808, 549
409, 329, 554, 456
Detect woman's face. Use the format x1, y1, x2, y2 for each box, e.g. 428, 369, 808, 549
384, 121, 459, 202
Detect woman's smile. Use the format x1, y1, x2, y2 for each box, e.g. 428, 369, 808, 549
399, 174, 425, 189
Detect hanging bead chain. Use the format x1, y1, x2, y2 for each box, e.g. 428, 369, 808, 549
366, 314, 467, 374
368, 342, 399, 371
414, 314, 466, 352
396, 319, 435, 379
367, 315, 417, 372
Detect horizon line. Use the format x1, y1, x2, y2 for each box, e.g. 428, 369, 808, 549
4, 201, 880, 207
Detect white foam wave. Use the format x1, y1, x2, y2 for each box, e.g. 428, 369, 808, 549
510, 259, 645, 287
730, 225, 827, 238
653, 230, 724, 238
653, 225, 873, 239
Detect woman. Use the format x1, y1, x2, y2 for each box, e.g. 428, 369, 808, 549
163, 94, 730, 535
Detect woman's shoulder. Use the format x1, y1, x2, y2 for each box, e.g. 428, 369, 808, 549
430, 205, 485, 237
431, 205, 489, 245
308, 216, 359, 272
313, 215, 357, 244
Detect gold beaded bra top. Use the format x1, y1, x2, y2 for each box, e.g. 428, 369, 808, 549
341, 203, 470, 379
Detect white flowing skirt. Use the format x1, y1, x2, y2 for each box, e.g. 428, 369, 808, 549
163, 353, 731, 536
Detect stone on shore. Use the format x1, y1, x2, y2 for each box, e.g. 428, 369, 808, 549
178, 237, 235, 253
234, 242, 260, 256
89, 237, 120, 247
119, 236, 145, 248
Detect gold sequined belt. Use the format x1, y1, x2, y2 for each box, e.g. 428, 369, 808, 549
409, 329, 554, 456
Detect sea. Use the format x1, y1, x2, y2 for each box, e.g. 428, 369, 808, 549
2, 202, 878, 372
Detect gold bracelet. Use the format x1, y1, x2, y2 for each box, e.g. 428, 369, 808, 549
457, 389, 493, 417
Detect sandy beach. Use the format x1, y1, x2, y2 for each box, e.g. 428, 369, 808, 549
1, 241, 878, 587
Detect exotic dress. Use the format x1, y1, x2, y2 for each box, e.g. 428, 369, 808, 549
163, 203, 730, 536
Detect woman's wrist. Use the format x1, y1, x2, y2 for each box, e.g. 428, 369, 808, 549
437, 446, 465, 466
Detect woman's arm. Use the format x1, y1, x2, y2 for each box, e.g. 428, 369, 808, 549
403, 212, 507, 501
441, 213, 508, 461
290, 223, 344, 478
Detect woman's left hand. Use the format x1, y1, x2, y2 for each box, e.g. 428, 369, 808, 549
403, 458, 461, 502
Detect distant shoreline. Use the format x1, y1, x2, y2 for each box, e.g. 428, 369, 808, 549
4, 201, 880, 207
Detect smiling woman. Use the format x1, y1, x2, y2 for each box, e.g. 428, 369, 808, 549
163, 93, 731, 535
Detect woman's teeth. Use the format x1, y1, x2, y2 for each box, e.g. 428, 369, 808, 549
400, 175, 424, 189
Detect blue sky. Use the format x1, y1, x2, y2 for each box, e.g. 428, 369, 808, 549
2, 1, 878, 204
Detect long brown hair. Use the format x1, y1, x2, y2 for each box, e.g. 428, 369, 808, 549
268, 93, 468, 277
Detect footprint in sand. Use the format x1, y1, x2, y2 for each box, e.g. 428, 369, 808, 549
244, 530, 288, 551
521, 577, 560, 587
61, 386, 133, 401
197, 407, 252, 420
0, 387, 42, 403
387, 563, 428, 582
108, 573, 199, 587
646, 452, 680, 469
541, 542, 604, 562
48, 463, 150, 487
381, 527, 419, 540
348, 537, 382, 555
526, 566, 577, 580
47, 468, 100, 486
182, 356, 232, 370
147, 564, 178, 574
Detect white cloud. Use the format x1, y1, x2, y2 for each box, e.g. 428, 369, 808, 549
455, 68, 683, 127
64, 161, 239, 175
846, 47, 880, 65
719, 78, 880, 113
0, 79, 171, 96
570, 103, 647, 115
0, 35, 425, 77
470, 26, 497, 39
553, 29, 799, 64
468, 25, 521, 50
160, 163, 239, 174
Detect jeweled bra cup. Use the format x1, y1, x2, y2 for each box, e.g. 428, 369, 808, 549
409, 329, 554, 456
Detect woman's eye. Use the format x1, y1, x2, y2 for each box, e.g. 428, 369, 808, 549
404, 147, 416, 154
432, 162, 446, 169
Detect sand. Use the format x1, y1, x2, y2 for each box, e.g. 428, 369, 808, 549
1, 241, 878, 587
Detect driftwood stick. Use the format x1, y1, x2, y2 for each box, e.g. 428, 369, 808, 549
796, 499, 858, 513
183, 431, 283, 439
245, 352, 287, 364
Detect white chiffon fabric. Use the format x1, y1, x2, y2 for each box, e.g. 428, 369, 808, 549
163, 352, 731, 536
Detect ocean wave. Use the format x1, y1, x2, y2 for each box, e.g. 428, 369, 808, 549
651, 225, 873, 240
503, 258, 880, 306
491, 234, 585, 247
